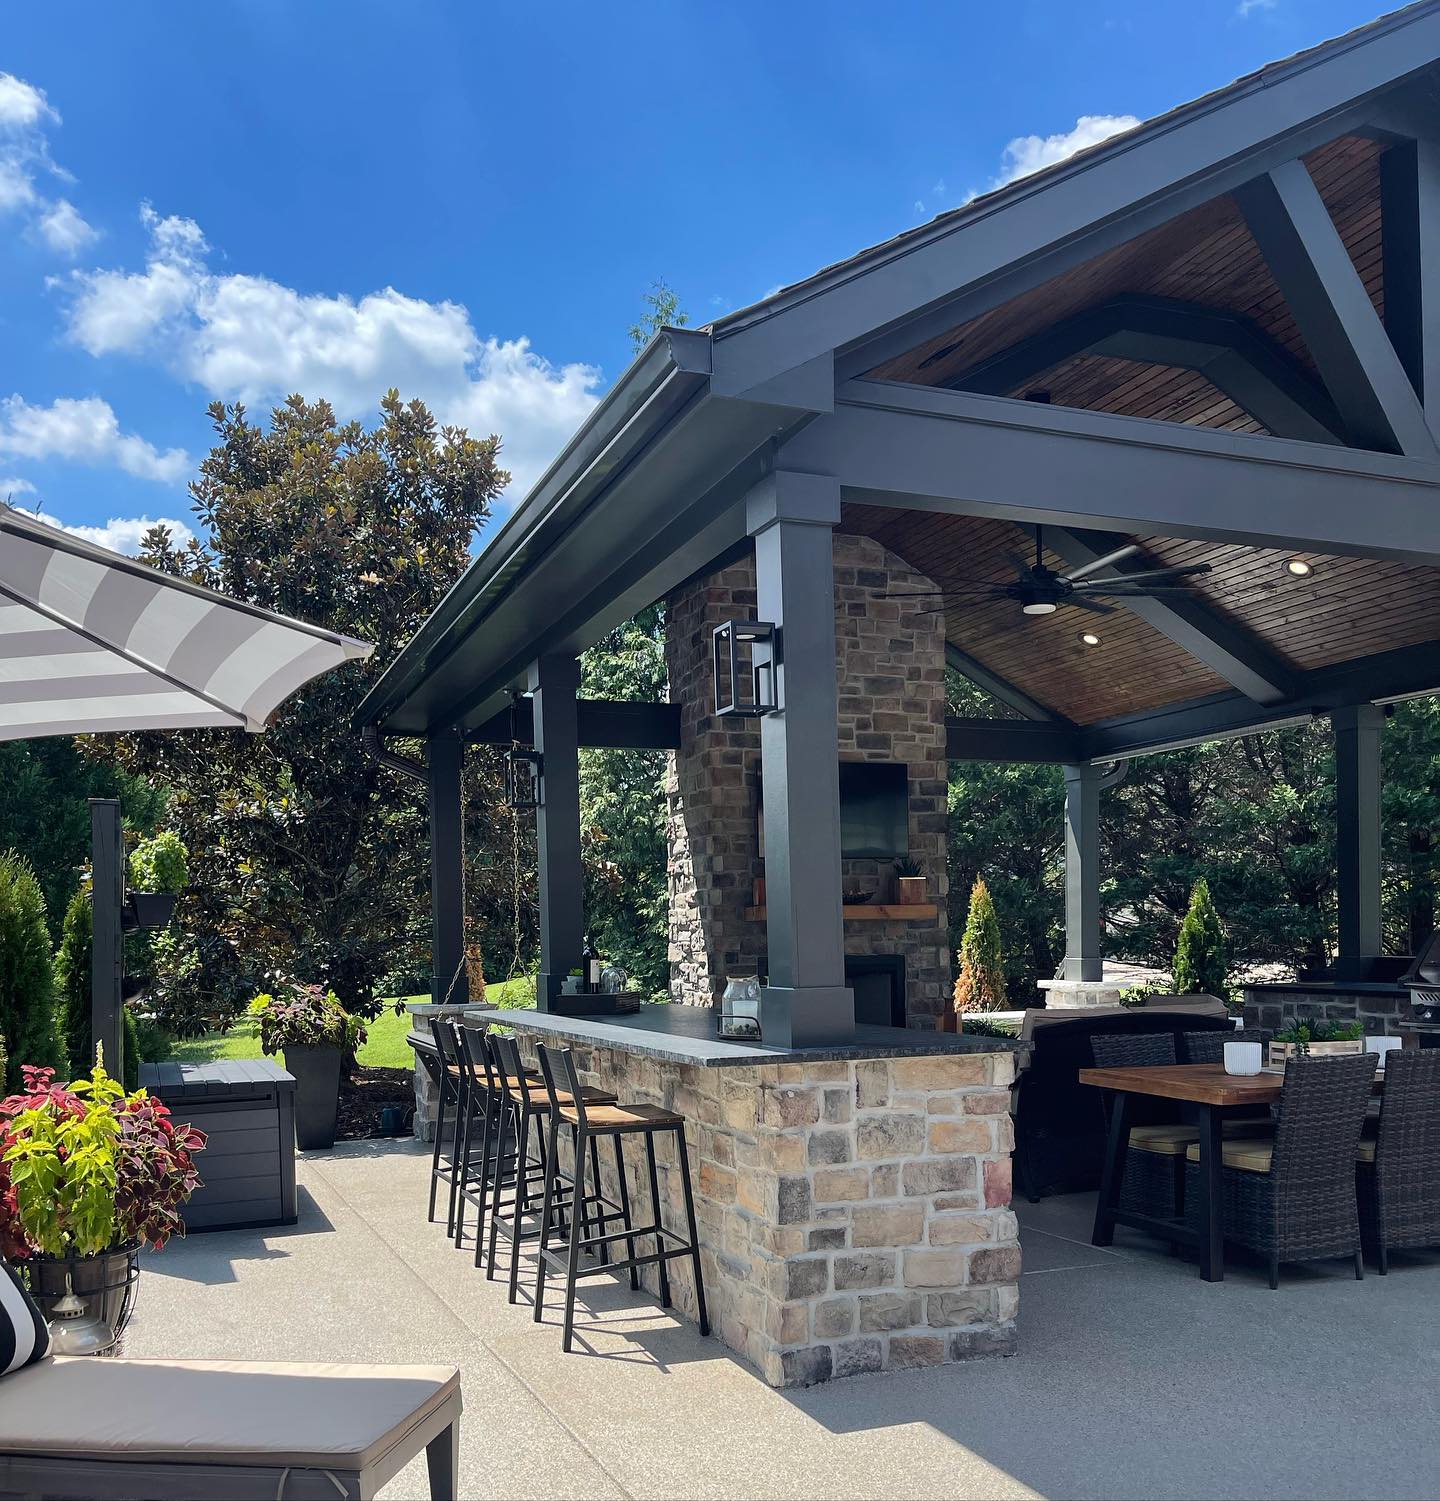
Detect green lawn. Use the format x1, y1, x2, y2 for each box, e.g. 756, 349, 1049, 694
168, 978, 534, 1070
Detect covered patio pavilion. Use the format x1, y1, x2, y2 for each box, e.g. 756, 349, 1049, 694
358, 2, 1440, 1384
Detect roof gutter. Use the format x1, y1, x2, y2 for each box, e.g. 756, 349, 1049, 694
354, 326, 712, 731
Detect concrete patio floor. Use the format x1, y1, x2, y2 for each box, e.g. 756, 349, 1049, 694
123, 1140, 1440, 1500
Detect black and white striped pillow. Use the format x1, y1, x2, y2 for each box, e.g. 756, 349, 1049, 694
1, 1259, 50, 1375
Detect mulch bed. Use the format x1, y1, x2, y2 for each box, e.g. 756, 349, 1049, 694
336, 1065, 415, 1141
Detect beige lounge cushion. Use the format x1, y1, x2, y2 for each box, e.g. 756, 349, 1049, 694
0, 1357, 459, 1472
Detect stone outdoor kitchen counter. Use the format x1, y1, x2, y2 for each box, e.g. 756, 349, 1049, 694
480, 1004, 1021, 1388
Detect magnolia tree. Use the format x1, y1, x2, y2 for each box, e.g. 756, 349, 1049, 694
90, 394, 507, 1030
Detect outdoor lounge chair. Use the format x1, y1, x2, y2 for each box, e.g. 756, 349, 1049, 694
0, 1355, 461, 1499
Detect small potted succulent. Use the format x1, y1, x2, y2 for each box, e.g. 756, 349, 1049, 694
0, 1061, 205, 1347
125, 831, 189, 931
893, 856, 927, 905
249, 981, 366, 1149
1268, 1018, 1366, 1067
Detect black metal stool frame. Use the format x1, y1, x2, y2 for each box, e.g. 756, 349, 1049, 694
532, 1043, 709, 1353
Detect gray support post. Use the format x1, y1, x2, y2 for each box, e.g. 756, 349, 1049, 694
1333, 704, 1385, 958
89, 798, 124, 1078
1380, 137, 1440, 423
749, 471, 854, 1047
427, 730, 468, 1006
527, 655, 584, 1009
1062, 765, 1104, 982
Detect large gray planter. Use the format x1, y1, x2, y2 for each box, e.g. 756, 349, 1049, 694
284, 1043, 342, 1149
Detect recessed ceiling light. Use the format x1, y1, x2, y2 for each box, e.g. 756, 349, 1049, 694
1079, 631, 1101, 646
1285, 558, 1313, 577
1022, 601, 1058, 616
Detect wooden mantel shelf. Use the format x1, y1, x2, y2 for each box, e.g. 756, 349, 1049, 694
744, 904, 939, 922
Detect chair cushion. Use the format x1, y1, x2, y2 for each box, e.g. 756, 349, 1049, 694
1129, 1124, 1199, 1156
0, 1261, 50, 1377
1184, 1138, 1274, 1173
0, 1357, 459, 1471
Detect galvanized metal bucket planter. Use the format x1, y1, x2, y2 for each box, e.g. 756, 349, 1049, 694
285, 1043, 343, 1149
22, 1244, 141, 1349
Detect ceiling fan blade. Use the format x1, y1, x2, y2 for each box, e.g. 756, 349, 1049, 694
1072, 563, 1212, 589
1063, 544, 1141, 582
1087, 584, 1208, 596
883, 586, 1005, 599
1069, 596, 1117, 615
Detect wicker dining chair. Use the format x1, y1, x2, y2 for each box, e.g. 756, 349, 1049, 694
1091, 1032, 1193, 1224
1183, 1051, 1375, 1288
1179, 1028, 1272, 1065
1356, 1048, 1440, 1273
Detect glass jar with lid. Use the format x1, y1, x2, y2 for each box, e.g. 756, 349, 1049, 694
718, 975, 762, 1039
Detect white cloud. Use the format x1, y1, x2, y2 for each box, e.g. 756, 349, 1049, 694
993, 113, 1141, 187
0, 476, 36, 499
52, 513, 195, 554
1236, 0, 1277, 15
0, 71, 96, 259
36, 197, 96, 256
0, 395, 191, 483
60, 207, 601, 496
0, 74, 55, 131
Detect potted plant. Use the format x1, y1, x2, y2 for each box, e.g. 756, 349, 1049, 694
249, 981, 366, 1149
893, 856, 927, 905
125, 831, 189, 931
1268, 1019, 1366, 1067
0, 1061, 205, 1346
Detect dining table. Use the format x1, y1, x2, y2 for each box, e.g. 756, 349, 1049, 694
1077, 1061, 1384, 1281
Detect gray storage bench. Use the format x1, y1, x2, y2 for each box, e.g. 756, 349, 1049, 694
139, 1060, 298, 1232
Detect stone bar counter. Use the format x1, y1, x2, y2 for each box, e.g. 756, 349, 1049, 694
474, 1004, 1020, 1388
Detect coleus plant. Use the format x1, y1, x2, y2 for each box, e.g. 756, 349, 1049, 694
249, 979, 366, 1055
0, 1062, 206, 1260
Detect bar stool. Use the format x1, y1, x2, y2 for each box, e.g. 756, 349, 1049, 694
448, 1021, 519, 1254
426, 1020, 469, 1238
482, 1033, 622, 1304
532, 1043, 709, 1353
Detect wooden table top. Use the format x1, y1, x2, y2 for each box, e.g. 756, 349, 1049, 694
1077, 1062, 1383, 1107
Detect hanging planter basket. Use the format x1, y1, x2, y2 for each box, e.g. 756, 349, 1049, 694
126, 891, 177, 930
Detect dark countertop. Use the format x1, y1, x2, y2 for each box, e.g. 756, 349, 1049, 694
461, 1003, 1016, 1069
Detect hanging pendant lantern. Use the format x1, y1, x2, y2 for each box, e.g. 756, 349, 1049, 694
713, 620, 778, 718
504, 692, 543, 810
46, 1273, 117, 1356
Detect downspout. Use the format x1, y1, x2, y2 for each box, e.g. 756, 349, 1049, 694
361, 723, 427, 782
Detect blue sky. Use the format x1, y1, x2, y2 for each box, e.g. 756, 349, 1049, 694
0, 0, 1395, 550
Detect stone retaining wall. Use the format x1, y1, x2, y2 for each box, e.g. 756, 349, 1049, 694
1242, 985, 1407, 1037
516, 1036, 1020, 1387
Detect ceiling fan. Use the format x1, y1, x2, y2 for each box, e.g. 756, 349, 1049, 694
885, 526, 1213, 618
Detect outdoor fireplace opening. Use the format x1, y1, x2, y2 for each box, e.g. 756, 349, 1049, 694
847, 954, 906, 1028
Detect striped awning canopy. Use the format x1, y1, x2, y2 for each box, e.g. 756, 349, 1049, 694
0, 504, 373, 741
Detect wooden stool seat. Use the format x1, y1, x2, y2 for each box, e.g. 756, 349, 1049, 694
558, 1101, 681, 1133
519, 1083, 618, 1111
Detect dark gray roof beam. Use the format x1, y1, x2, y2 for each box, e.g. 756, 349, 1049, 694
946, 717, 1085, 762
782, 378, 1440, 565
947, 294, 1345, 445
1380, 129, 1440, 426
943, 643, 1071, 724
715, 5, 1440, 394
466, 697, 681, 751
1236, 158, 1438, 456
1081, 637, 1440, 758
1040, 525, 1301, 706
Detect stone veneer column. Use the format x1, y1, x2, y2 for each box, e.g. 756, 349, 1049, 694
513, 1037, 1020, 1386
666, 534, 950, 1024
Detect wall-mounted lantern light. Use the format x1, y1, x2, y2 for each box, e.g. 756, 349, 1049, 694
713, 620, 779, 718
505, 692, 543, 809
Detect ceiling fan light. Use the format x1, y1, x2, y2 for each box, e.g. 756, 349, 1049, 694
1022, 601, 1058, 616
1079, 631, 1101, 646
1285, 558, 1313, 578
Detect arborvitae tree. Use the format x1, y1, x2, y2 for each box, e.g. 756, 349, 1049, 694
0, 852, 61, 1090
1173, 876, 1228, 997
954, 877, 1009, 1014
55, 888, 92, 1077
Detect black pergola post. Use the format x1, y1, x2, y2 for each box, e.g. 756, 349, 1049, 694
749, 471, 854, 1047
1062, 764, 1103, 983
528, 654, 584, 1009
89, 798, 124, 1079
427, 730, 468, 1006
1333, 703, 1385, 957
